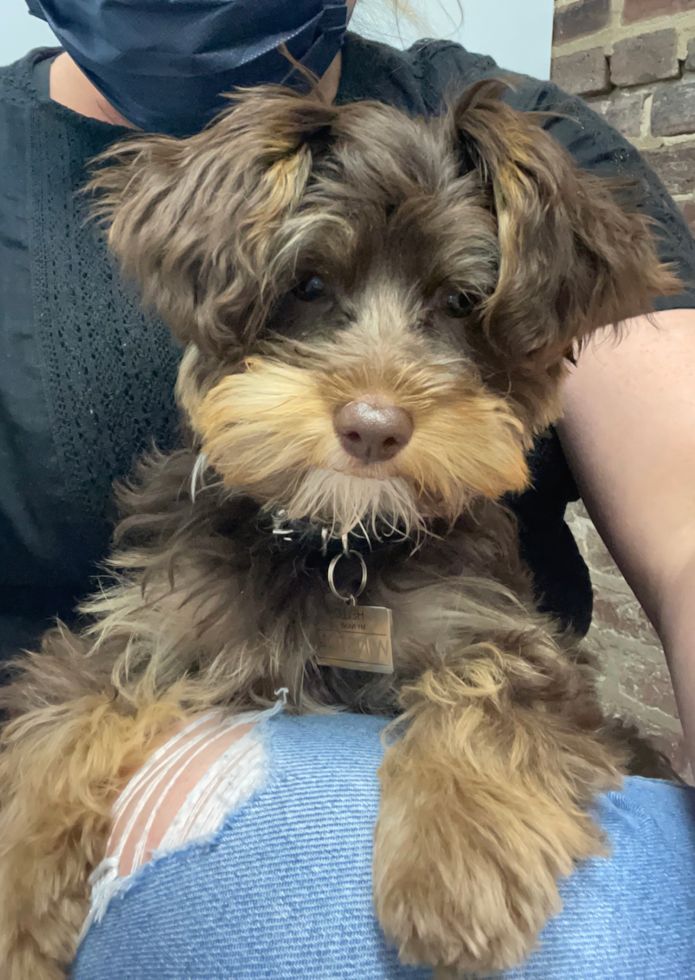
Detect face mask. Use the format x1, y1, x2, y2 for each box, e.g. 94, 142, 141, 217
27, 0, 348, 136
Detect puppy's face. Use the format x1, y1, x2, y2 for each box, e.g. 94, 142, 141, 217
92, 84, 677, 536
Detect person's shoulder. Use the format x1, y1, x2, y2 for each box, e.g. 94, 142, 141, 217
0, 47, 58, 107
399, 38, 567, 116
401, 38, 499, 107
340, 33, 502, 114
341, 33, 565, 118
400, 42, 607, 129
390, 36, 527, 116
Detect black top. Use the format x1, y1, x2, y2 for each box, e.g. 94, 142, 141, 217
1, 34, 694, 660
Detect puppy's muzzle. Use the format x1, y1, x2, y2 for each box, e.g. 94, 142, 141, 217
334, 400, 414, 464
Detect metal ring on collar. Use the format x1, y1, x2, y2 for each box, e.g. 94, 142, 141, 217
327, 550, 368, 605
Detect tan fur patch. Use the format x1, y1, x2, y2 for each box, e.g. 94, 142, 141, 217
0, 683, 193, 979
374, 659, 621, 972
192, 351, 528, 535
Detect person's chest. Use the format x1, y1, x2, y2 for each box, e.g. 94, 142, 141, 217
0, 95, 182, 592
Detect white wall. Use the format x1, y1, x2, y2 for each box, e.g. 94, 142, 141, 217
352, 1, 554, 79
2, 0, 554, 79
2, 2, 56, 65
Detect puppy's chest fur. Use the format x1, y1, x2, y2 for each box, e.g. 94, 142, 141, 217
109, 448, 534, 716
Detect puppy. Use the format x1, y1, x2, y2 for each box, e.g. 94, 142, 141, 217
0, 81, 678, 979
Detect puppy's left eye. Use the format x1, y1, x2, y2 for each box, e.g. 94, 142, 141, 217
442, 288, 475, 319
294, 275, 328, 302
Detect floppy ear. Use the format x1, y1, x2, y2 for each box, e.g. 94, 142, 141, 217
88, 88, 337, 354
452, 80, 680, 360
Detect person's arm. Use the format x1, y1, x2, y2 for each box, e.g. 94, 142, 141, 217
557, 308, 695, 769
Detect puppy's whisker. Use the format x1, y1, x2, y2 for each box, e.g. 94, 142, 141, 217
190, 453, 209, 503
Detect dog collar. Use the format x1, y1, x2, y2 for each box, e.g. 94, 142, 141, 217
267, 509, 414, 558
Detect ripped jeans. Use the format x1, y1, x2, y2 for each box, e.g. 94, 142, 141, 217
72, 709, 695, 980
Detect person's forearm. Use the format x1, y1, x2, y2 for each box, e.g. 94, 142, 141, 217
557, 309, 695, 774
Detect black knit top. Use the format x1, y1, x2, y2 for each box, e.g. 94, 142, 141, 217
1, 34, 694, 659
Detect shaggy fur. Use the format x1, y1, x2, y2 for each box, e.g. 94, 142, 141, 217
0, 81, 681, 979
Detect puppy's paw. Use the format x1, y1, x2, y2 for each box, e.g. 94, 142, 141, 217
374, 812, 557, 974
374, 749, 606, 974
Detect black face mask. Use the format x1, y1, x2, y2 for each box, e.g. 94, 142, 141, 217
27, 0, 348, 136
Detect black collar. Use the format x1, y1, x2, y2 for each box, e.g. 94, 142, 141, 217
265, 509, 417, 558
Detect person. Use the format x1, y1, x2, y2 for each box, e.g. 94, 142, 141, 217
1, 1, 694, 977
2, 0, 694, 753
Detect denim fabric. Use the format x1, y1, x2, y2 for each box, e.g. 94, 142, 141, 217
72, 713, 695, 980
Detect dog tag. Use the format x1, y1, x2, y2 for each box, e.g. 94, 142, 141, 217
316, 604, 394, 674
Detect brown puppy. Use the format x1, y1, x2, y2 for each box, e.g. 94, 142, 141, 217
0, 81, 679, 979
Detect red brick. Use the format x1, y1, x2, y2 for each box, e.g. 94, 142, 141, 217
652, 79, 695, 136
678, 200, 695, 235
592, 591, 659, 645
553, 0, 611, 45
610, 29, 679, 87
687, 37, 695, 72
643, 144, 695, 195
551, 47, 609, 96
619, 658, 680, 720
623, 0, 695, 23
586, 89, 646, 138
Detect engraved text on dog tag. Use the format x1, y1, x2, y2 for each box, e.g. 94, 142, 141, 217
316, 604, 394, 674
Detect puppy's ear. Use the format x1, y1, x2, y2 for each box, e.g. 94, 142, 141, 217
88, 88, 337, 353
452, 80, 680, 360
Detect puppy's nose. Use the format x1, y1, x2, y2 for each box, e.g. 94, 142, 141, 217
334, 401, 413, 464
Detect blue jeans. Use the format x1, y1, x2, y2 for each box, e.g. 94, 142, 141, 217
72, 713, 695, 980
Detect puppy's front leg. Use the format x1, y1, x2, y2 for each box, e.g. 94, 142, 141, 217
373, 639, 622, 975
0, 636, 191, 980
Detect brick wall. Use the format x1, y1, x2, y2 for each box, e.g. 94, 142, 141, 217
551, 0, 693, 779
567, 504, 691, 778
552, 0, 695, 231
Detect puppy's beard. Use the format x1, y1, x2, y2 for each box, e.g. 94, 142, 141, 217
282, 468, 431, 539
189, 353, 530, 537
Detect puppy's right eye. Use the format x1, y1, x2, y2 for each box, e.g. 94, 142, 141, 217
442, 288, 476, 319
294, 275, 328, 302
